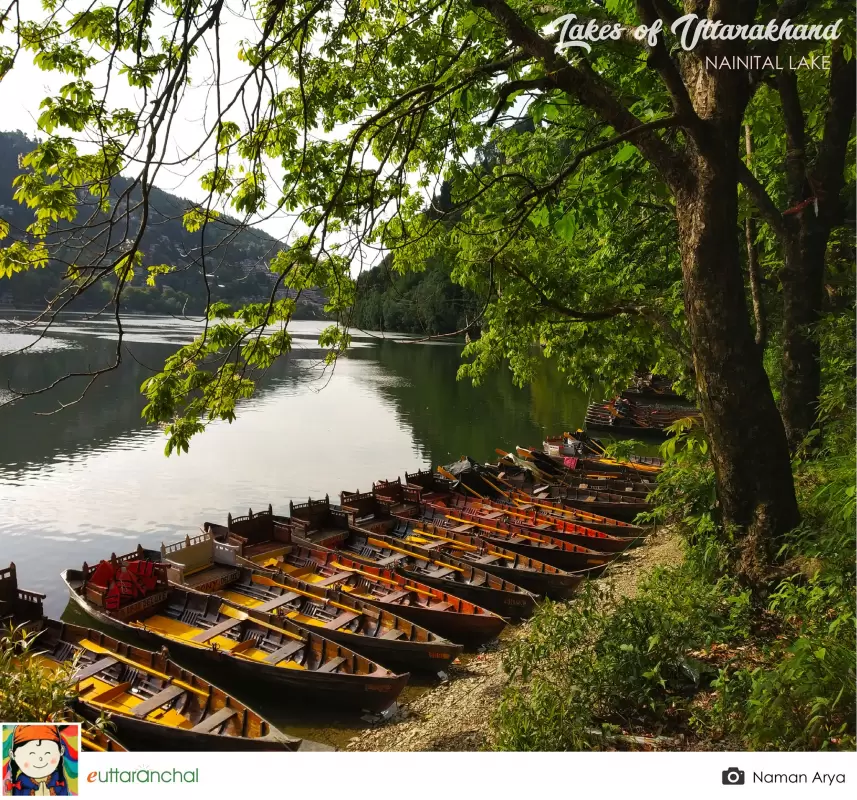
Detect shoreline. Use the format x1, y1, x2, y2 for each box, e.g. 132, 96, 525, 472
347, 525, 684, 752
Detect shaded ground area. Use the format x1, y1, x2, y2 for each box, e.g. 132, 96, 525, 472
347, 526, 683, 752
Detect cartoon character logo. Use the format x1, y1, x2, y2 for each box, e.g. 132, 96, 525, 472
1, 724, 78, 796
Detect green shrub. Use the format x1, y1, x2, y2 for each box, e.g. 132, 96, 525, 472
493, 566, 751, 750
0, 624, 79, 722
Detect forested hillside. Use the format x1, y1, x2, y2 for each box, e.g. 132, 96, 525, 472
0, 131, 326, 317
352, 254, 480, 335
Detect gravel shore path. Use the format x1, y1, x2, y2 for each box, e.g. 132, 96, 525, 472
347, 525, 683, 752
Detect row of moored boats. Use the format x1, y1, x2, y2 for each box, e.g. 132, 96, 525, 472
1, 432, 661, 752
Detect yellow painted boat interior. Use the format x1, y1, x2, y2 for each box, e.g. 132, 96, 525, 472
214, 586, 341, 630
34, 653, 193, 727
130, 614, 306, 670
268, 562, 378, 601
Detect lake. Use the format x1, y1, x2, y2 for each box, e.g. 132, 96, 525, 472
0, 314, 590, 614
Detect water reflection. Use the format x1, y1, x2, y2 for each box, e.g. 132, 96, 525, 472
0, 315, 587, 615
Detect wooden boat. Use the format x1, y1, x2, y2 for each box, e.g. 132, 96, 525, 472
309, 530, 538, 620
422, 495, 642, 553
256, 542, 507, 645
81, 725, 127, 752
504, 490, 648, 537
539, 486, 652, 522
1, 562, 329, 750
419, 505, 616, 573
60, 554, 408, 714
373, 516, 584, 599
151, 534, 463, 673
35, 618, 323, 751
622, 373, 688, 403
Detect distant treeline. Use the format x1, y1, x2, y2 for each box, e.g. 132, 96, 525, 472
352, 255, 481, 336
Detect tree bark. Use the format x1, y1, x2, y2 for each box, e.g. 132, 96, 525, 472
743, 125, 766, 349
777, 51, 856, 449
675, 149, 799, 582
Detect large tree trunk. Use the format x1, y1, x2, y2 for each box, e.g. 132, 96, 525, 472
777, 52, 856, 449
780, 223, 826, 449
675, 151, 799, 583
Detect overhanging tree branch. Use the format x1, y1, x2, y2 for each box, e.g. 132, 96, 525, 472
471, 0, 689, 188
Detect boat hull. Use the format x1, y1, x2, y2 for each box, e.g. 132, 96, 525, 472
480, 538, 613, 573
397, 569, 536, 621
366, 601, 506, 647
307, 626, 461, 674
553, 499, 651, 523
71, 701, 318, 752
469, 562, 582, 600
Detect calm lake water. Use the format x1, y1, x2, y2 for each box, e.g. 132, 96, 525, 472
0, 314, 591, 745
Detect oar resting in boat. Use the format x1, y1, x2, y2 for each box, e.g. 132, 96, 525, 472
249, 541, 507, 647
26, 617, 321, 751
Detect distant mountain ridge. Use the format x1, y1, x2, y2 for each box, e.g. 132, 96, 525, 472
0, 130, 327, 318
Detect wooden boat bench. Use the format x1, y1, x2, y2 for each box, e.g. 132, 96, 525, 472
377, 555, 406, 566
192, 617, 243, 643
73, 657, 118, 682
378, 590, 410, 602
380, 628, 405, 640
190, 706, 236, 733
132, 684, 186, 718
263, 640, 304, 665
475, 555, 498, 564
429, 602, 451, 612
324, 611, 359, 630
428, 567, 455, 579
315, 571, 353, 587
255, 593, 299, 612
419, 541, 447, 551
316, 656, 346, 673
450, 524, 475, 533
481, 511, 504, 520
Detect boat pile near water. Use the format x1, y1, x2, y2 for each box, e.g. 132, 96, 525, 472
2, 431, 661, 752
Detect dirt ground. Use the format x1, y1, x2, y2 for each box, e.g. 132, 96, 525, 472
346, 525, 684, 752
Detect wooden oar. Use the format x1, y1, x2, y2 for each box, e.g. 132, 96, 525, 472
411, 528, 509, 560
445, 515, 556, 547
81, 736, 107, 752
77, 638, 208, 698
251, 574, 361, 615
437, 465, 484, 499
366, 536, 466, 573
329, 561, 434, 598
217, 605, 307, 642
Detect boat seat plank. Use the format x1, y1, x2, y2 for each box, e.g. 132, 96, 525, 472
378, 590, 409, 602
475, 555, 497, 564
315, 571, 353, 587
429, 568, 455, 578
73, 657, 118, 682
377, 555, 406, 566
132, 684, 186, 718
419, 541, 447, 551
450, 524, 474, 533
323, 611, 359, 630
430, 602, 451, 612
482, 511, 504, 520
255, 593, 299, 612
316, 656, 346, 673
379, 628, 405, 640
264, 641, 305, 665
190, 706, 237, 733
192, 617, 242, 643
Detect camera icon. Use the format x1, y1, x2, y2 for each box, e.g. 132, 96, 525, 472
722, 767, 745, 785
